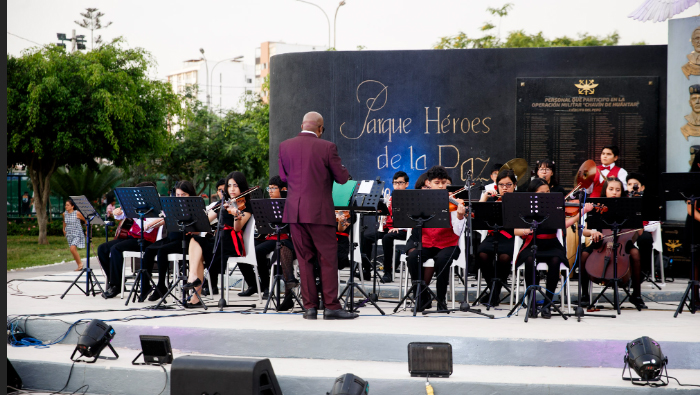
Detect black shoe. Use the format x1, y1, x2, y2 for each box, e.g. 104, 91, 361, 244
278, 291, 295, 311
148, 285, 168, 302
262, 290, 270, 300
437, 300, 448, 311
540, 304, 552, 319
137, 284, 153, 302
479, 291, 492, 305
629, 295, 648, 310
362, 270, 371, 282
579, 294, 591, 307
102, 286, 119, 299
303, 307, 318, 320
416, 300, 432, 312
381, 273, 393, 283
201, 283, 210, 296
185, 300, 204, 309
183, 278, 202, 290
211, 283, 219, 295
238, 287, 256, 297
324, 308, 359, 320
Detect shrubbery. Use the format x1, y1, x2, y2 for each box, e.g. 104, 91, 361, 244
8, 219, 112, 238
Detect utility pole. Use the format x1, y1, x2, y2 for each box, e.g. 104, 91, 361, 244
72, 29, 76, 52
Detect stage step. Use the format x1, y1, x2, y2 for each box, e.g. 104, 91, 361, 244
8, 345, 700, 395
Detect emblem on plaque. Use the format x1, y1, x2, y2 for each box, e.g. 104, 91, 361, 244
575, 79, 598, 95
681, 27, 700, 79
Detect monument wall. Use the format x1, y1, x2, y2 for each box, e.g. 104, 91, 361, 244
269, 46, 667, 197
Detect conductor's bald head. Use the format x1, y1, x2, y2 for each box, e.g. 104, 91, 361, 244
301, 112, 325, 137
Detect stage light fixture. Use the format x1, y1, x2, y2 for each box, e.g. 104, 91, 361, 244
132, 335, 173, 365
327, 373, 369, 395
70, 319, 119, 363
623, 336, 668, 386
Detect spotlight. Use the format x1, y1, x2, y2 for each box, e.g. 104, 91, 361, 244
132, 335, 173, 365
70, 319, 119, 363
327, 373, 369, 395
623, 336, 668, 386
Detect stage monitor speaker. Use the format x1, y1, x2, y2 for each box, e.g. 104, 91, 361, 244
171, 355, 282, 395
7, 358, 23, 393
407, 342, 453, 378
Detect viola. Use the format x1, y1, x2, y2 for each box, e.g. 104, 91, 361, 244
217, 186, 260, 216
565, 202, 608, 217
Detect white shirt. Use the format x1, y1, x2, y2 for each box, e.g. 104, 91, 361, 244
450, 211, 467, 236
300, 130, 318, 137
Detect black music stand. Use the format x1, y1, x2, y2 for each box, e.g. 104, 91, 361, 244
661, 173, 700, 317
567, 190, 616, 322
358, 178, 390, 302
250, 198, 306, 313
154, 197, 211, 310
504, 192, 568, 322
61, 195, 105, 298
470, 202, 512, 309
392, 189, 450, 316
586, 197, 644, 315
114, 187, 161, 306
337, 179, 386, 315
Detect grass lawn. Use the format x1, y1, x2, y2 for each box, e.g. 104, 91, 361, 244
7, 235, 108, 271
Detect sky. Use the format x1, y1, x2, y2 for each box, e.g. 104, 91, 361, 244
7, 0, 699, 79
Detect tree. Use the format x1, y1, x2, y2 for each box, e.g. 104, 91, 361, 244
50, 164, 123, 203
7, 40, 182, 244
75, 8, 112, 50
435, 4, 619, 49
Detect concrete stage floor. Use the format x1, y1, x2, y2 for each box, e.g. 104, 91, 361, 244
6, 262, 700, 394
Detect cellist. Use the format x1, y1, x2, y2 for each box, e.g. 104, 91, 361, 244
579, 176, 647, 310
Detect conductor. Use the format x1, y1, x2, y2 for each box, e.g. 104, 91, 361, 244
278, 111, 358, 320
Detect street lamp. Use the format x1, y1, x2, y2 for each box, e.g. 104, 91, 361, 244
210, 56, 244, 112
334, 1, 346, 49
199, 48, 210, 108
295, 0, 331, 48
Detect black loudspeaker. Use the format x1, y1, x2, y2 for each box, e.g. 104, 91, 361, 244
407, 342, 453, 378
171, 355, 282, 395
7, 358, 23, 393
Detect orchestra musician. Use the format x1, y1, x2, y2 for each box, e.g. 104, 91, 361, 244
475, 169, 518, 307
360, 171, 410, 283
249, 176, 298, 309
278, 111, 357, 320
183, 171, 252, 308
536, 159, 566, 194
481, 163, 503, 198
99, 181, 165, 299
516, 177, 595, 318
139, 180, 197, 302
625, 172, 659, 283
406, 166, 466, 312
579, 176, 647, 310
589, 145, 628, 197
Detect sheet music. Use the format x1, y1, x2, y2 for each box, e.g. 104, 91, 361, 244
358, 180, 373, 194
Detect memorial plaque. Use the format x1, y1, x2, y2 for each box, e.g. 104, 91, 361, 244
516, 77, 659, 191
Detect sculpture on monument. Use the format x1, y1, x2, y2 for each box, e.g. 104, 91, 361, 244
682, 84, 700, 141
682, 27, 700, 79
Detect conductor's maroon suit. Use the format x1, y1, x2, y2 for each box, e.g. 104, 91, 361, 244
279, 131, 349, 310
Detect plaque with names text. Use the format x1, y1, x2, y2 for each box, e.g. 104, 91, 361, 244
516, 77, 659, 192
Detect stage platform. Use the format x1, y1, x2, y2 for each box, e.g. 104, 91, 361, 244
7, 265, 700, 395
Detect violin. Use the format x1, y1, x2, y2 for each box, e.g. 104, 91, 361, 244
336, 210, 351, 222
213, 186, 260, 216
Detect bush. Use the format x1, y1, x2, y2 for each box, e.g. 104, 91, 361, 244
7, 218, 113, 238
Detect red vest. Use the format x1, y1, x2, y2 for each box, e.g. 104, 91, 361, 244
422, 224, 459, 249
591, 165, 622, 197
384, 197, 394, 230
128, 221, 158, 243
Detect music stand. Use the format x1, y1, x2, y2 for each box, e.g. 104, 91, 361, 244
586, 197, 644, 315
250, 198, 306, 313
504, 192, 568, 322
470, 202, 512, 309
660, 173, 700, 316
355, 178, 390, 303
61, 195, 105, 298
153, 197, 211, 310
337, 179, 386, 315
566, 190, 616, 322
114, 187, 161, 306
391, 189, 450, 316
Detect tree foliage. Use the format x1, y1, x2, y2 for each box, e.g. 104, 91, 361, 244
435, 4, 620, 49
7, 39, 182, 243
126, 93, 271, 195
50, 164, 123, 203
75, 8, 113, 50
